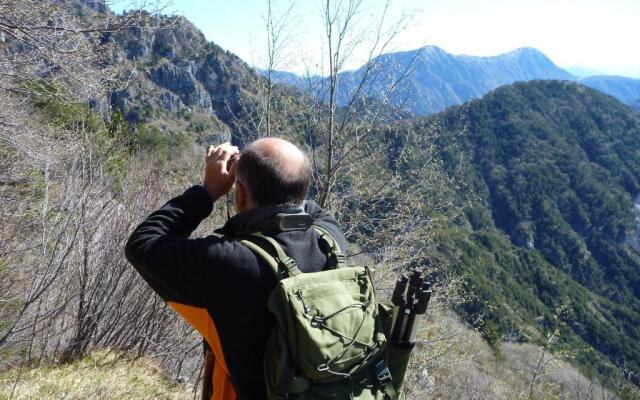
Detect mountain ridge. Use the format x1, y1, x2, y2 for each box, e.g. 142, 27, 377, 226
269, 45, 573, 115
579, 75, 640, 104
90, 7, 266, 142
269, 45, 640, 116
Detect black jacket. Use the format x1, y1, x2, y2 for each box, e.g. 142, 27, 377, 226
125, 185, 347, 400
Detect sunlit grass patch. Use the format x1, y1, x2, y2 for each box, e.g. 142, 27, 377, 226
0, 350, 193, 400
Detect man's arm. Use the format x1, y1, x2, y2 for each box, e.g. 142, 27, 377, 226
125, 142, 239, 306
125, 185, 216, 306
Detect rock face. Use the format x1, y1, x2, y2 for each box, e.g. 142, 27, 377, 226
97, 12, 259, 138
149, 62, 212, 110
123, 39, 148, 59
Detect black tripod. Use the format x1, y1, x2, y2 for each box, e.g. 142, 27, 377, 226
389, 268, 432, 345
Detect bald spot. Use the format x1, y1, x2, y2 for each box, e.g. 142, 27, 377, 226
248, 138, 307, 179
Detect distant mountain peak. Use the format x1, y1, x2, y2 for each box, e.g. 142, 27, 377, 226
279, 45, 574, 115
419, 45, 447, 54
505, 46, 543, 55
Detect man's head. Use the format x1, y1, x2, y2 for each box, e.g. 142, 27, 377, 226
234, 138, 311, 212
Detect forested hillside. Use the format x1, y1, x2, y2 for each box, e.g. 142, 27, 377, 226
419, 80, 640, 387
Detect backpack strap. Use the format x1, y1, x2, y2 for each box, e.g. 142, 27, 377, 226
312, 224, 347, 269
239, 232, 302, 280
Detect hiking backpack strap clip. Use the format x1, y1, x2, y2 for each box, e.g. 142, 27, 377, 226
311, 224, 347, 269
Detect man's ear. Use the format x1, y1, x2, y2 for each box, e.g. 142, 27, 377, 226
235, 181, 248, 211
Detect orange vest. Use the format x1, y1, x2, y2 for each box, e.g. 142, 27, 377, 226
169, 302, 236, 400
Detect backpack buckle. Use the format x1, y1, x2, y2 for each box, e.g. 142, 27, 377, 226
280, 256, 300, 277
375, 360, 392, 385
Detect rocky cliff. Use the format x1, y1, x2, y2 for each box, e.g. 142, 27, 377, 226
99, 9, 262, 143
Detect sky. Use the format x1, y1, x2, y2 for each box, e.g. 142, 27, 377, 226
110, 0, 640, 78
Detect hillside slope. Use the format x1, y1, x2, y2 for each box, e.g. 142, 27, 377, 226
579, 76, 640, 105
0, 316, 615, 400
425, 80, 640, 386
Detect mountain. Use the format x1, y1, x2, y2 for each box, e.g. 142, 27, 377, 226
566, 66, 603, 78
271, 46, 574, 115
422, 80, 640, 386
271, 47, 640, 117
92, 10, 269, 143
579, 75, 640, 105
354, 46, 576, 115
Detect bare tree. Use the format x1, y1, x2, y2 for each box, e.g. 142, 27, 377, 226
300, 0, 415, 208
223, 0, 301, 144
263, 0, 296, 137
525, 305, 573, 400
0, 0, 203, 378
251, 3, 470, 397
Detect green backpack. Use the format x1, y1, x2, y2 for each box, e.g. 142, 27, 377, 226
238, 224, 414, 400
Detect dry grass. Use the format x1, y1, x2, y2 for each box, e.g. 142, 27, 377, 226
0, 313, 617, 400
0, 351, 194, 400
403, 309, 614, 400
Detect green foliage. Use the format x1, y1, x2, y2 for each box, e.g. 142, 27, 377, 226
481, 319, 504, 359
419, 81, 640, 389
130, 125, 191, 164
23, 85, 192, 186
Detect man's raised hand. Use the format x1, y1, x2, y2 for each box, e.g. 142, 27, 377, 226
203, 142, 239, 202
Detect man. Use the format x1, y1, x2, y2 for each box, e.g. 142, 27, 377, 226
125, 138, 347, 400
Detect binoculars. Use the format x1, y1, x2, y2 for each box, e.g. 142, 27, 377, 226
389, 268, 432, 345
227, 154, 239, 170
